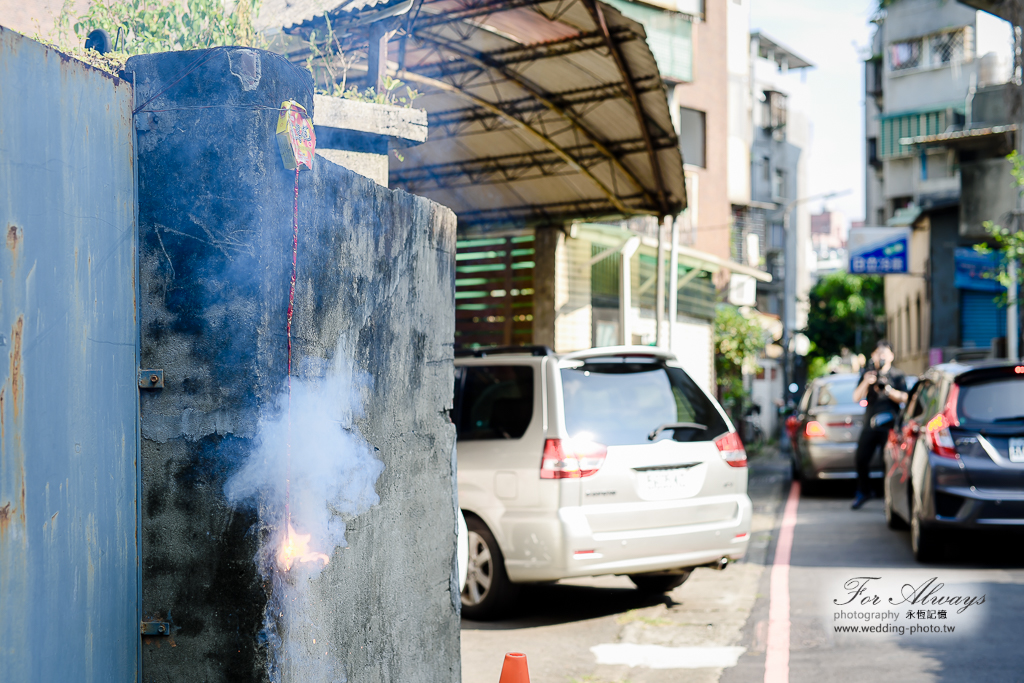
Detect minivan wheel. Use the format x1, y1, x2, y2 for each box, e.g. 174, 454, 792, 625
461, 517, 515, 620
629, 570, 692, 593
910, 496, 940, 563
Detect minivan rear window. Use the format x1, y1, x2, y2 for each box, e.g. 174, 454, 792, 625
958, 377, 1024, 423
456, 365, 534, 440
560, 360, 728, 446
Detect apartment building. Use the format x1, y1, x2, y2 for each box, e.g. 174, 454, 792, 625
865, 0, 1017, 373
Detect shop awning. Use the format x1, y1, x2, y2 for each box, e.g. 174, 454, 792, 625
263, 0, 687, 227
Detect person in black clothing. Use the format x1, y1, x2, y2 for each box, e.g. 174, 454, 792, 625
850, 340, 908, 510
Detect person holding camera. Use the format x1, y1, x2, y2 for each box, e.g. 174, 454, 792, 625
850, 340, 908, 510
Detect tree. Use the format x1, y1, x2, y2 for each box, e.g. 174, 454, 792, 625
804, 272, 885, 366
714, 305, 765, 411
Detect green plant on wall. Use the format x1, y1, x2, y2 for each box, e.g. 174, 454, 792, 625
45, 0, 260, 72
714, 304, 765, 410
974, 149, 1024, 299
303, 18, 421, 107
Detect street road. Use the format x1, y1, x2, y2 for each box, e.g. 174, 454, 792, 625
461, 451, 1024, 682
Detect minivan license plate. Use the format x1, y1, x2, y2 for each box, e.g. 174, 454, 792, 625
1009, 438, 1024, 463
642, 468, 692, 491
636, 465, 703, 500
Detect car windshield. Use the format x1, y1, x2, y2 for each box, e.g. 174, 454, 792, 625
560, 359, 728, 446
958, 378, 1024, 423
815, 379, 858, 406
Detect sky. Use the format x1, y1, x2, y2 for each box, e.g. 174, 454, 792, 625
750, 0, 879, 224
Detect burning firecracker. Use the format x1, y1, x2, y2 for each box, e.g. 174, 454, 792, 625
276, 100, 316, 171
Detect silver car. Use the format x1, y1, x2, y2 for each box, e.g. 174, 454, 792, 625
791, 373, 875, 488
454, 346, 752, 619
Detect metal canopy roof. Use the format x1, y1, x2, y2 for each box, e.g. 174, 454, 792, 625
278, 0, 687, 227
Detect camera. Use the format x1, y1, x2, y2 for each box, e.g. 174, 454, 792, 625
865, 358, 890, 391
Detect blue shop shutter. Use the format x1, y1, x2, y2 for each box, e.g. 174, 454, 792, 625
960, 290, 1006, 348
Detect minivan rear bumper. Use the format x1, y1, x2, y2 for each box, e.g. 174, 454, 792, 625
503, 494, 752, 582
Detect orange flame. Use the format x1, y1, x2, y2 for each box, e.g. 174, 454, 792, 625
277, 522, 330, 572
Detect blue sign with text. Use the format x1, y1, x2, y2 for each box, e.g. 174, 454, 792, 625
848, 228, 910, 274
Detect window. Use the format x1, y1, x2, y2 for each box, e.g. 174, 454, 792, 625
455, 365, 534, 440
679, 107, 705, 168
959, 377, 1024, 423
906, 380, 935, 422
889, 29, 971, 73
867, 137, 880, 169
560, 358, 727, 446
889, 39, 921, 71
762, 156, 771, 182
761, 90, 787, 130
866, 57, 882, 96
772, 169, 786, 200
815, 379, 858, 407
930, 29, 968, 66
916, 296, 922, 351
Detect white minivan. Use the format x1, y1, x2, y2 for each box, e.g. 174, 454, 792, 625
455, 346, 752, 619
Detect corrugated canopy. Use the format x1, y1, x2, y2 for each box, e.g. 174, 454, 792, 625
277, 0, 687, 227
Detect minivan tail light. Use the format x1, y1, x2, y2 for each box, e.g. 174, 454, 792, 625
926, 384, 961, 459
540, 438, 607, 479
715, 431, 747, 468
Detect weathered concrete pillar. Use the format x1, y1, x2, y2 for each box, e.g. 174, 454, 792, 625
126, 47, 459, 683
532, 226, 560, 349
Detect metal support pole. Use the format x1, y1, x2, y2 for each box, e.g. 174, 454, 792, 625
618, 237, 641, 346
782, 205, 795, 403
1010, 258, 1019, 360
366, 23, 389, 93
656, 217, 667, 347
620, 250, 631, 345
668, 216, 680, 351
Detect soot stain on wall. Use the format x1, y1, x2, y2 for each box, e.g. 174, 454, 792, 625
126, 47, 458, 683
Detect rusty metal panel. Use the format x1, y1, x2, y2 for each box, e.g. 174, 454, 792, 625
0, 28, 139, 682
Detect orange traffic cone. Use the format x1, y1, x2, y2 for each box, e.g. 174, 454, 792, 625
498, 652, 530, 683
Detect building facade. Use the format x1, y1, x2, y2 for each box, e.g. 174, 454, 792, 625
865, 0, 1018, 374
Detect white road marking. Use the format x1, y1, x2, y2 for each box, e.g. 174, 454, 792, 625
590, 643, 747, 669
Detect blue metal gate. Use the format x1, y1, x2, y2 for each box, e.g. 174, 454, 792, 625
0, 29, 139, 681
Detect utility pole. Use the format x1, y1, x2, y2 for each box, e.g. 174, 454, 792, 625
656, 217, 667, 347
781, 189, 849, 403
668, 216, 680, 351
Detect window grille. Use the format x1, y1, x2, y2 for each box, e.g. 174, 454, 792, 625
761, 91, 787, 130
731, 207, 766, 269
772, 169, 786, 201
889, 39, 921, 71
930, 28, 967, 66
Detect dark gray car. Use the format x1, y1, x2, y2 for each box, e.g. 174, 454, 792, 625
791, 373, 875, 489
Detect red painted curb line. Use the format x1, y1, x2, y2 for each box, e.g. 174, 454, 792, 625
764, 480, 801, 683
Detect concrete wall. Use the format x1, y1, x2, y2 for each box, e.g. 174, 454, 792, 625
0, 29, 140, 682
674, 0, 730, 278
961, 156, 1017, 238
882, 0, 978, 114
125, 47, 459, 683
886, 219, 932, 375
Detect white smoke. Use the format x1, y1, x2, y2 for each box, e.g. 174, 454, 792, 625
224, 341, 384, 681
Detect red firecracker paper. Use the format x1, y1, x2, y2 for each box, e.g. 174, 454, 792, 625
276, 100, 316, 170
